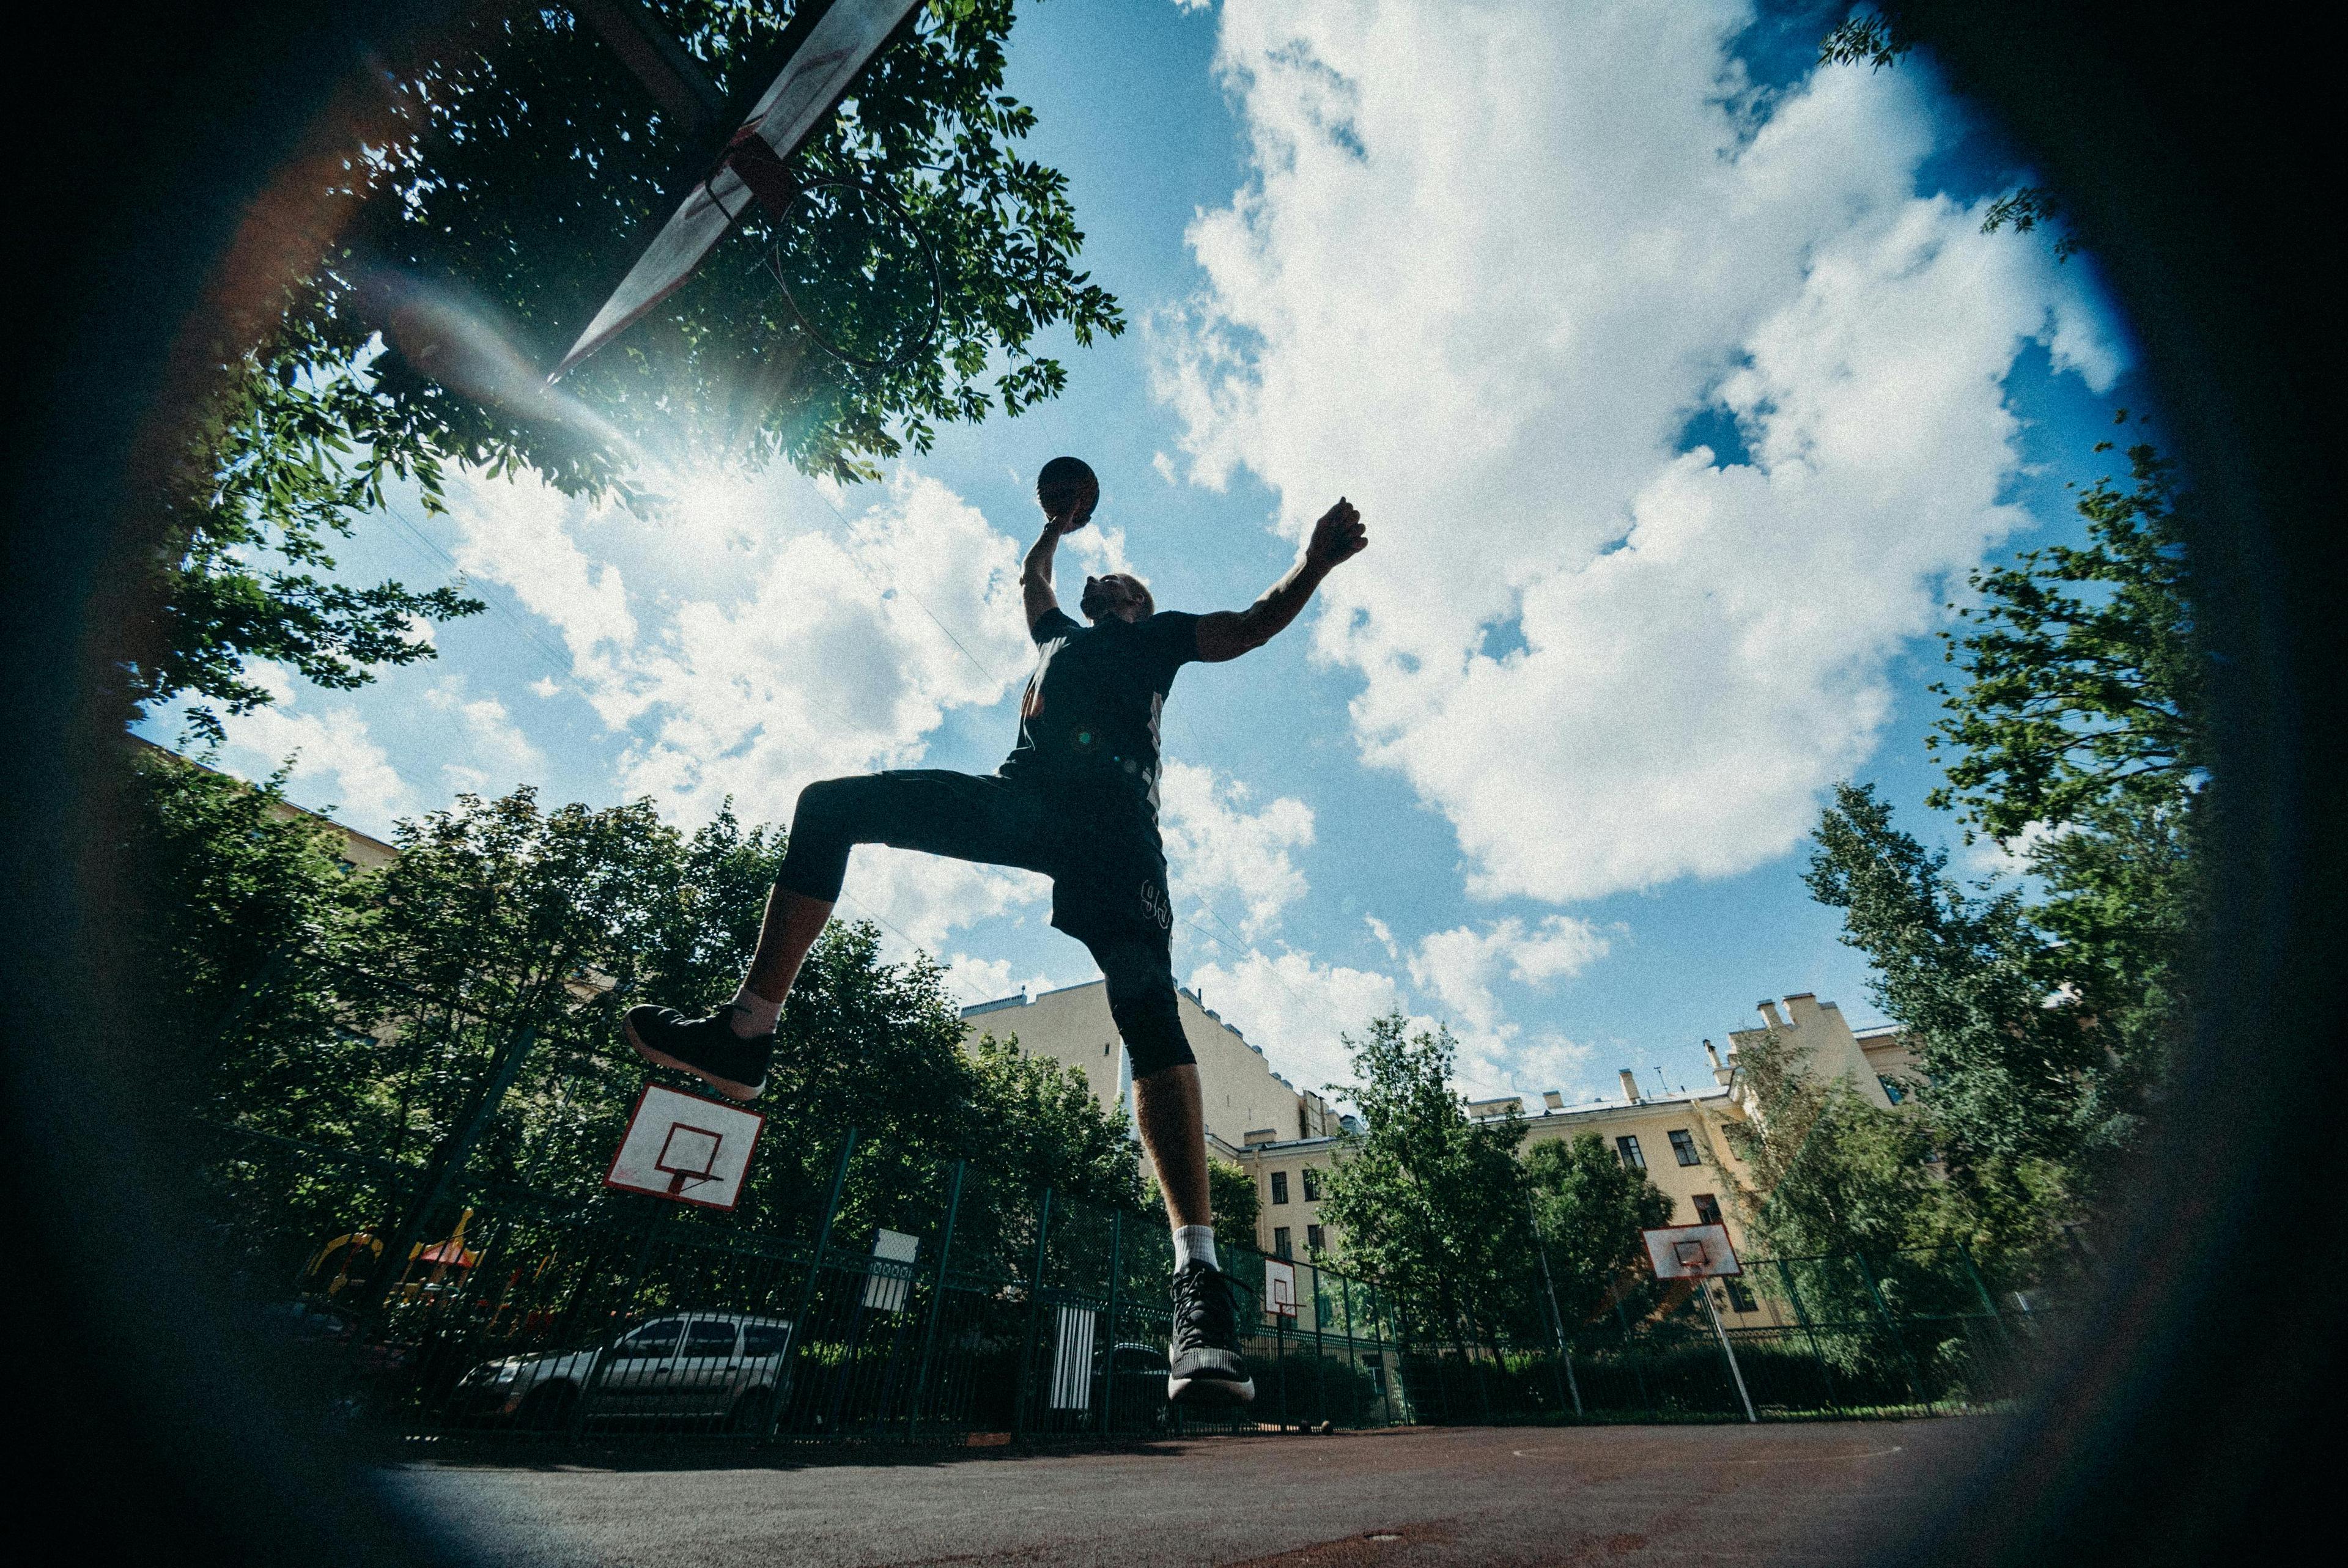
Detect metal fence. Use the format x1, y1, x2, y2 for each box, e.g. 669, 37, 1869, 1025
193, 1100, 2058, 1452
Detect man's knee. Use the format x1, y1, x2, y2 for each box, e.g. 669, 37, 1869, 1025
776, 776, 865, 900
1099, 947, 1193, 1078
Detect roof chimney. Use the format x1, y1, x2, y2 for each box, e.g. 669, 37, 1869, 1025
1618, 1068, 1641, 1103
1702, 1039, 1722, 1071
1757, 998, 1787, 1029
1542, 1090, 1564, 1111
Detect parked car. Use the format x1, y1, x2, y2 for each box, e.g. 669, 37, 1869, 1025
452, 1312, 794, 1432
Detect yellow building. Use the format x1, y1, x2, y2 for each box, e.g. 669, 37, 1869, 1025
966, 984, 1921, 1280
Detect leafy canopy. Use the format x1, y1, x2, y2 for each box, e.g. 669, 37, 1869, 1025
1315, 1014, 1542, 1342
1521, 1133, 1674, 1330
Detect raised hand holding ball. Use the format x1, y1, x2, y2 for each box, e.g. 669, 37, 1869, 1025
1036, 455, 1099, 533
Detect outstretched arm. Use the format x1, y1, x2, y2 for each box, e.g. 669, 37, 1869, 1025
1022, 484, 1095, 632
1022, 521, 1066, 633
1194, 498, 1368, 663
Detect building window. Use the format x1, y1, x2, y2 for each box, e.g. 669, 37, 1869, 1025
1667, 1128, 1700, 1166
1692, 1193, 1724, 1227
1878, 1074, 1905, 1105
1723, 1279, 1759, 1313
1273, 1226, 1292, 1259
1103, 1041, 1113, 1056
1301, 1167, 1322, 1202
1306, 1224, 1324, 1253
1271, 1171, 1290, 1205
1615, 1135, 1645, 1170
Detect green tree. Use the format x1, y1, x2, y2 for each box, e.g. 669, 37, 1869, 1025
1521, 1133, 1673, 1330
1712, 1028, 1946, 1262
1208, 1160, 1261, 1243
119, 743, 382, 1132
1315, 1014, 1541, 1345
138, 0, 1118, 739
1927, 435, 2205, 1081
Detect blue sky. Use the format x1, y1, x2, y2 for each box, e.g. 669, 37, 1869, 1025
142, 0, 2144, 1109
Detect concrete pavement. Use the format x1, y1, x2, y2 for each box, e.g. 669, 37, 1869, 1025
386, 1420, 1995, 1566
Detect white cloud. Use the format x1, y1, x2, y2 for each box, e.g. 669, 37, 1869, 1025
213, 664, 415, 836
1157, 0, 2126, 905
1408, 915, 1610, 1034
425, 677, 545, 795
940, 953, 1066, 1011
1159, 760, 1315, 938
1187, 947, 1410, 1102
1189, 940, 1600, 1108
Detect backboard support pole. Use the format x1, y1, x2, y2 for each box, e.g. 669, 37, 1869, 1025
1699, 1278, 1758, 1424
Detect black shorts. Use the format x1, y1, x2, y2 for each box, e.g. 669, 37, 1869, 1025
773, 770, 1192, 1076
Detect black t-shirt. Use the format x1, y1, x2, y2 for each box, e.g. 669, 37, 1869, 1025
1000, 607, 1200, 823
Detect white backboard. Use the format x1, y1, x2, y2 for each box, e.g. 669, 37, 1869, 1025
548, 0, 924, 378
865, 1227, 920, 1312
604, 1083, 765, 1210
1264, 1257, 1299, 1319
1643, 1224, 1743, 1279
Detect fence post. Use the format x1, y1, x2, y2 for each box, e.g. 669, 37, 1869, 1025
1098, 1209, 1124, 1435
1854, 1251, 1930, 1410
1315, 1267, 1334, 1427
1524, 1187, 1581, 1418
337, 1023, 539, 1403
1012, 1187, 1054, 1438
570, 1194, 670, 1441
1773, 1257, 1841, 1416
760, 1130, 857, 1443
906, 1160, 967, 1440
1615, 1294, 1653, 1416
1368, 1282, 1397, 1426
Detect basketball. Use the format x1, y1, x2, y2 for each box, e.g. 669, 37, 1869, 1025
1036, 455, 1099, 528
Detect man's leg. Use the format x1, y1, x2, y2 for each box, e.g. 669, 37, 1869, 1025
1132, 1064, 1210, 1231
627, 772, 1046, 1100
1091, 938, 1253, 1405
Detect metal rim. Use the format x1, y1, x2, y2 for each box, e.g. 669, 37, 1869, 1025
761, 176, 945, 372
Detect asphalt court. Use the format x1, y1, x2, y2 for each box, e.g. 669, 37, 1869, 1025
388, 1419, 1997, 1566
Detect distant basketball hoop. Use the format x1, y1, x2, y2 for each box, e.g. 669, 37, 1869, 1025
605, 1083, 766, 1211
1264, 1256, 1299, 1319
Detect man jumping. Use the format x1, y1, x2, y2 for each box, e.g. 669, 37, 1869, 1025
623, 456, 1368, 1406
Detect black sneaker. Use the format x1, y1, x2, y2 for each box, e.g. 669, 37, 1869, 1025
623, 1005, 772, 1102
1167, 1261, 1254, 1406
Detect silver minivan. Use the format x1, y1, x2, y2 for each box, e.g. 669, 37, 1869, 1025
456, 1312, 794, 1430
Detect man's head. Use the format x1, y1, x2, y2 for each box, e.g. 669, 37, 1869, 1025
1080, 572, 1153, 624
1036, 455, 1099, 531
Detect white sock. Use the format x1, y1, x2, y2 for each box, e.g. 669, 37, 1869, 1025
726, 985, 783, 1037
1172, 1226, 1217, 1273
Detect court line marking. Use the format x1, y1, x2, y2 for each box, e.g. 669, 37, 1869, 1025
1508, 1445, 1907, 1463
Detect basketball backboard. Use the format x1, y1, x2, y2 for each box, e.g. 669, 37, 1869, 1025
1264, 1257, 1299, 1319
604, 1083, 766, 1209
550, 0, 924, 380
1642, 1223, 1743, 1279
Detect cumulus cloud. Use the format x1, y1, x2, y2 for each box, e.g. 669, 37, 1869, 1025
1187, 947, 1411, 1101
435, 463, 1054, 959
1408, 916, 1610, 1034
1190, 938, 1600, 1107
213, 663, 415, 836
1156, 0, 2125, 904
426, 677, 545, 795
1159, 760, 1316, 938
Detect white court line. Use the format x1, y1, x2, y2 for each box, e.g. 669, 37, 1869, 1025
1508, 1445, 1907, 1463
